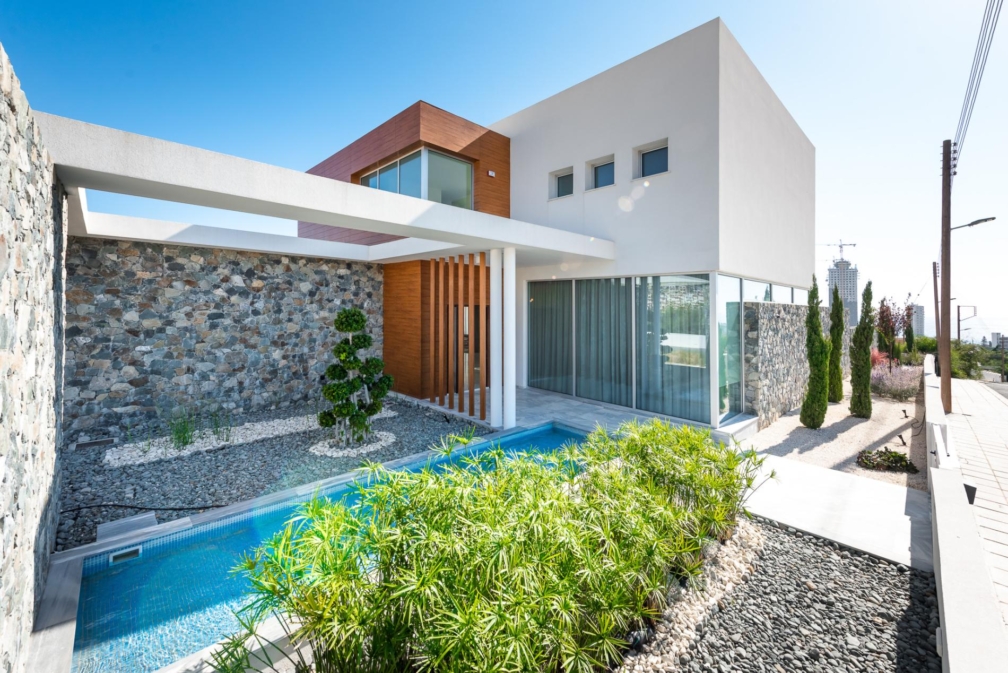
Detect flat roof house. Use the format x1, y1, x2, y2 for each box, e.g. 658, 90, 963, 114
295, 18, 814, 430
34, 18, 812, 438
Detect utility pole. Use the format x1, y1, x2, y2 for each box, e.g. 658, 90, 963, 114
933, 262, 941, 374
940, 140, 953, 412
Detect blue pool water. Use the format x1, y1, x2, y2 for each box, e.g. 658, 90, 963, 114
71, 424, 583, 673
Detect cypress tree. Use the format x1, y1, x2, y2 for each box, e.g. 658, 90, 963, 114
849, 282, 875, 418
905, 319, 915, 353
828, 283, 845, 403
800, 275, 831, 429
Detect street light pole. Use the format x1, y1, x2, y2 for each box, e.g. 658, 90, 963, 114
940, 140, 952, 413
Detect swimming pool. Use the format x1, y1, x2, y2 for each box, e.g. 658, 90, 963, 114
70, 424, 584, 673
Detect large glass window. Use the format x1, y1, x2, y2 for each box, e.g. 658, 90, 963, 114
641, 146, 668, 177
592, 162, 615, 189
793, 288, 809, 305
556, 172, 574, 198
771, 284, 792, 304
360, 171, 378, 189
398, 151, 421, 197
635, 274, 710, 423
378, 163, 398, 193
528, 281, 573, 395
576, 278, 633, 407
742, 279, 771, 302
717, 275, 743, 421
428, 150, 473, 209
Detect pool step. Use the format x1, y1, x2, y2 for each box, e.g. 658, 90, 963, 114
97, 511, 158, 541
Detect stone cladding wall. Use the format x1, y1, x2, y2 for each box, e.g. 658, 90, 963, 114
0, 43, 66, 673
62, 238, 383, 443
744, 302, 852, 430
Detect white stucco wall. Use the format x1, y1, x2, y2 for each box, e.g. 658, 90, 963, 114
492, 19, 722, 281
491, 18, 814, 391
717, 21, 815, 289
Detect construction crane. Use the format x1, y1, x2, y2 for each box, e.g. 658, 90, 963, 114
819, 240, 857, 260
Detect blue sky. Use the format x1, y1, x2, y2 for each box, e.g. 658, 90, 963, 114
2, 0, 1005, 337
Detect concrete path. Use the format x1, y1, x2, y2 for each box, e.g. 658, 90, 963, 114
948, 379, 1008, 624
747, 455, 933, 571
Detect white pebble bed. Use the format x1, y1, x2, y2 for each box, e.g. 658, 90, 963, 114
103, 409, 398, 467
308, 431, 397, 458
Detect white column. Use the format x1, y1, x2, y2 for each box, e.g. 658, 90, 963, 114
503, 247, 516, 429
490, 249, 503, 428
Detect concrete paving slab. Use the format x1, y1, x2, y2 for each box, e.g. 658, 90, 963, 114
747, 455, 933, 571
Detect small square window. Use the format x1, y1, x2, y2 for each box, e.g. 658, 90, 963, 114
641, 146, 668, 177
556, 172, 574, 198
593, 162, 614, 189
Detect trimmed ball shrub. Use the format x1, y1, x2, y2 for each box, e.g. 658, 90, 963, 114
849, 281, 875, 418
800, 275, 831, 429
318, 307, 393, 444
828, 283, 844, 403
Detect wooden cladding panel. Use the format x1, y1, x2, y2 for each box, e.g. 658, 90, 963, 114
384, 255, 488, 420
298, 101, 509, 244
382, 261, 423, 398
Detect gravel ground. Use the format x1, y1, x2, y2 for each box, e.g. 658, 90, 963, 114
744, 382, 927, 492
629, 519, 940, 673
56, 399, 488, 551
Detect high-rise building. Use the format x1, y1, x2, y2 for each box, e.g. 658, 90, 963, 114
827, 259, 859, 327
994, 333, 1007, 350
910, 304, 925, 337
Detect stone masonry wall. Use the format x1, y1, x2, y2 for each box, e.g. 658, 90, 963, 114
0, 44, 66, 673
744, 302, 852, 430
62, 238, 383, 443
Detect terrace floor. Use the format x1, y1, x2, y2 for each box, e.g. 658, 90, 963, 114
948, 378, 1008, 625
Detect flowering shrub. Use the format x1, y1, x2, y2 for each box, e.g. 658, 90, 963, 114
870, 348, 887, 368
870, 365, 922, 401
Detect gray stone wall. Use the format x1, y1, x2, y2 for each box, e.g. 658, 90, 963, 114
744, 302, 852, 430
1, 44, 66, 673
62, 238, 383, 443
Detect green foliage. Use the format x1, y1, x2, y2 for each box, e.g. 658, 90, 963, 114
857, 448, 918, 474
951, 340, 982, 380
213, 420, 768, 673
318, 307, 393, 444
801, 275, 831, 429
915, 335, 937, 353
828, 283, 844, 403
167, 408, 198, 451
904, 319, 915, 353
849, 282, 875, 419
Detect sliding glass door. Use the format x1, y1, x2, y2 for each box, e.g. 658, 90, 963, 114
635, 274, 711, 423
575, 278, 633, 407
527, 281, 573, 394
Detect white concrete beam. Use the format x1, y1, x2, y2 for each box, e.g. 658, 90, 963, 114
503, 247, 516, 429
35, 113, 615, 261
490, 249, 503, 428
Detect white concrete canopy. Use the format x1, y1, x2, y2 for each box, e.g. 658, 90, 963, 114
34, 113, 615, 266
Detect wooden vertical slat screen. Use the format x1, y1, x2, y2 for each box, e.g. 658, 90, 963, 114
421, 252, 490, 421
481, 252, 488, 420
457, 257, 465, 414
437, 258, 444, 407
447, 256, 454, 410
468, 253, 476, 416
428, 260, 435, 402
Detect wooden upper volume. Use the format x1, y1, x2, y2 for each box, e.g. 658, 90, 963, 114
298, 101, 510, 245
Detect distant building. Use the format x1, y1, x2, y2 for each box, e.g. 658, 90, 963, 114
910, 304, 925, 337
994, 333, 1008, 350
827, 259, 859, 327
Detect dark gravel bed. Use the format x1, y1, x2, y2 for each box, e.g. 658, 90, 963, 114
56, 399, 488, 551
655, 520, 939, 673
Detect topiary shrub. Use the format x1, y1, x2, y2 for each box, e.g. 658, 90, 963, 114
801, 275, 831, 429
849, 282, 875, 418
828, 283, 844, 403
317, 307, 393, 445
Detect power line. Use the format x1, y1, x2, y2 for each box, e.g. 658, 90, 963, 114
953, 0, 1004, 180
